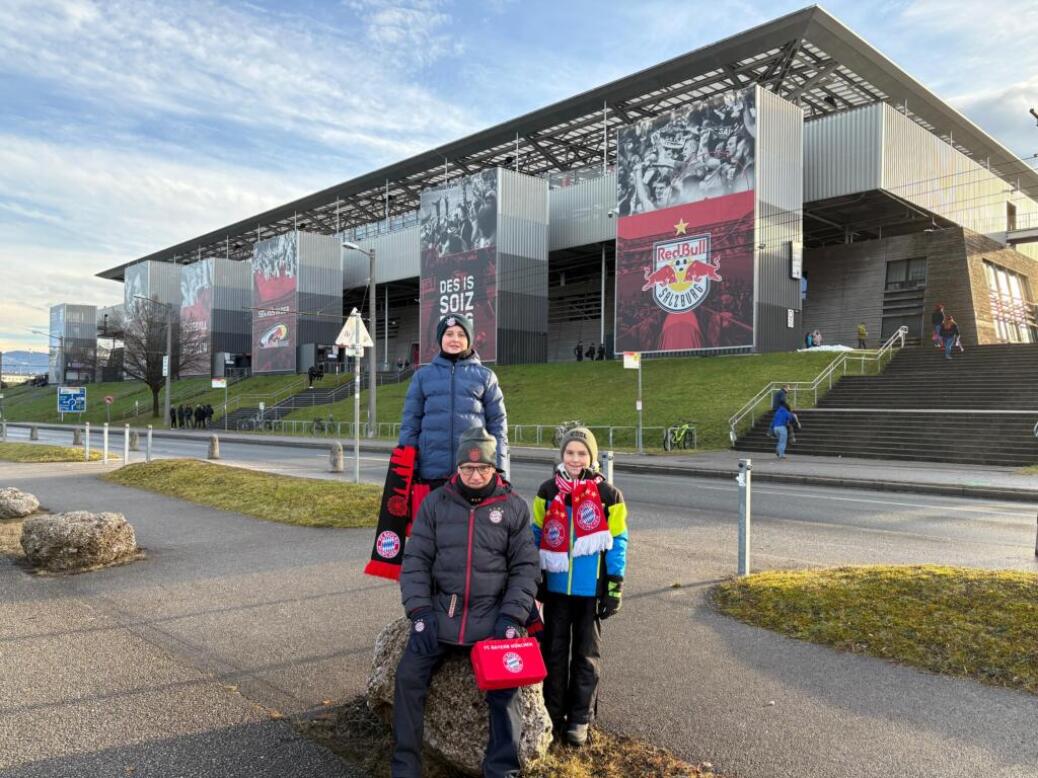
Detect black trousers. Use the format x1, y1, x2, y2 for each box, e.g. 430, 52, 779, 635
541, 593, 602, 729
392, 641, 521, 778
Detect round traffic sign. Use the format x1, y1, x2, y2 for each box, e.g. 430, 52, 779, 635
104, 395, 114, 405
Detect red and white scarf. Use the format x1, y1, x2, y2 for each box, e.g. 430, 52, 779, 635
539, 468, 613, 573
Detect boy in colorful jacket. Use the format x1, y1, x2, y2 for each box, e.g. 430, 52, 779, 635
531, 427, 628, 747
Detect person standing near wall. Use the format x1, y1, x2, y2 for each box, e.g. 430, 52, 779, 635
939, 315, 960, 360
931, 304, 946, 348
857, 322, 868, 349
574, 340, 584, 362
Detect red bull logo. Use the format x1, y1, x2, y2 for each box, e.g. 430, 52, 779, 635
376, 531, 401, 559
643, 233, 720, 313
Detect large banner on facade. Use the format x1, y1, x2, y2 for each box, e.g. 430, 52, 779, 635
251, 234, 298, 373
615, 89, 756, 352
419, 168, 498, 363
124, 263, 146, 313
181, 261, 212, 374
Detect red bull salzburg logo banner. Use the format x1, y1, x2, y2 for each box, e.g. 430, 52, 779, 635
615, 88, 756, 353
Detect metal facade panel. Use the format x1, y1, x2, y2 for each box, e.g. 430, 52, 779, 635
756, 86, 804, 324
146, 261, 184, 309
346, 225, 420, 287
296, 231, 343, 345
803, 103, 883, 202
212, 258, 251, 353
499, 168, 549, 224
548, 173, 618, 251
879, 103, 1038, 240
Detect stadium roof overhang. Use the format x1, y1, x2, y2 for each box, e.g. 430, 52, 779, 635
97, 4, 1038, 281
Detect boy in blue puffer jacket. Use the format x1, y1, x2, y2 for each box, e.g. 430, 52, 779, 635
532, 427, 628, 747
398, 313, 508, 490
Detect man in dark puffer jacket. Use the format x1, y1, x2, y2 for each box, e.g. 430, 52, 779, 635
393, 426, 539, 778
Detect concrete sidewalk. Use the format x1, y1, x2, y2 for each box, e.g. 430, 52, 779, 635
11, 421, 1037, 502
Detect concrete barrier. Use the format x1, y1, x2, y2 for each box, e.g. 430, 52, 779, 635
330, 442, 344, 473
208, 435, 220, 460
29, 426, 39, 441
73, 427, 83, 446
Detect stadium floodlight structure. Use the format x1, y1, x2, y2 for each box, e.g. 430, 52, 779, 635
342, 241, 377, 437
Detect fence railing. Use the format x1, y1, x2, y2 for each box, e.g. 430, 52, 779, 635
728, 326, 909, 445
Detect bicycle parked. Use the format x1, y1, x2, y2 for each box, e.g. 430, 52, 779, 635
663, 420, 697, 451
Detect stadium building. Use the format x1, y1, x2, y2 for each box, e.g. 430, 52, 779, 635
97, 6, 1038, 376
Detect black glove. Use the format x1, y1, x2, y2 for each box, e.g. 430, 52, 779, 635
493, 614, 521, 639
408, 608, 438, 655
597, 575, 623, 620
535, 578, 548, 604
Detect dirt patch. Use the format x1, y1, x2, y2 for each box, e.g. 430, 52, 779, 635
294, 695, 717, 778
0, 517, 25, 561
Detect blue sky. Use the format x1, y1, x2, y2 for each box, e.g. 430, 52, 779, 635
2, 0, 1037, 352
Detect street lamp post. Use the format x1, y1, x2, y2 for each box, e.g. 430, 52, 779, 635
342, 242, 377, 437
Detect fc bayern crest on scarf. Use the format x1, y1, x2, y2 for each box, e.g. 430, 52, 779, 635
576, 500, 603, 532
643, 232, 721, 313
376, 530, 401, 559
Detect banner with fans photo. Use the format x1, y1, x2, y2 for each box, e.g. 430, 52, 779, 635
615, 88, 756, 352
180, 260, 213, 375
251, 233, 298, 373
418, 168, 498, 363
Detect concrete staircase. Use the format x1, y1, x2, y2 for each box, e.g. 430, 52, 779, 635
735, 344, 1038, 466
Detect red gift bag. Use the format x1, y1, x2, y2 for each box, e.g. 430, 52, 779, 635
470, 638, 547, 691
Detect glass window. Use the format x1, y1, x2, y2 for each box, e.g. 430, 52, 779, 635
983, 260, 1036, 344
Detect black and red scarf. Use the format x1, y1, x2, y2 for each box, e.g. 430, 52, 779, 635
539, 468, 612, 573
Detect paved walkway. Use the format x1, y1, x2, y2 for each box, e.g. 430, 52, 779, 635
1, 460, 1036, 777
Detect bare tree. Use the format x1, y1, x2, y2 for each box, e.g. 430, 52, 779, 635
121, 299, 206, 417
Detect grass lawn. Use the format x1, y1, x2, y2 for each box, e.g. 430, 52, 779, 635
713, 565, 1038, 694
0, 441, 102, 462
1019, 465, 1038, 475
283, 351, 839, 450
294, 695, 717, 778
103, 459, 381, 528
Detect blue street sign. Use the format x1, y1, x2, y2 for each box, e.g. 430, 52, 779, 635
57, 386, 86, 414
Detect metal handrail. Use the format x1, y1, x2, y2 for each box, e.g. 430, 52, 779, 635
728, 326, 908, 445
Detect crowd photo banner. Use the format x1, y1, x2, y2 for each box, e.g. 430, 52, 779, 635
615, 88, 756, 353
251, 233, 298, 373
418, 168, 498, 363
180, 260, 212, 375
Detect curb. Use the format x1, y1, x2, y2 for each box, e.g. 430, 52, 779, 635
7, 422, 1037, 504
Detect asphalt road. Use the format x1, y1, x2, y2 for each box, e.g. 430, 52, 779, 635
2, 429, 1037, 777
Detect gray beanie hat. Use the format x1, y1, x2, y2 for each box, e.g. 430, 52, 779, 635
559, 426, 599, 469
437, 314, 474, 349
456, 426, 497, 468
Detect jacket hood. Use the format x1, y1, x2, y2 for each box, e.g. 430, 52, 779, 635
432, 351, 481, 368
443, 473, 512, 506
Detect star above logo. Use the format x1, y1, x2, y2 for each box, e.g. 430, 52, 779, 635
674, 218, 688, 235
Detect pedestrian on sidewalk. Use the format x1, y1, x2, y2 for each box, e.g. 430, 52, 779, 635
857, 322, 868, 349
804, 331, 813, 349
772, 384, 791, 412
931, 304, 946, 347
771, 405, 791, 458
177, 404, 185, 429
939, 315, 960, 360
393, 427, 538, 778
398, 313, 508, 500
574, 340, 584, 362
596, 343, 605, 361
532, 427, 628, 747
169, 406, 177, 429
205, 404, 214, 428
812, 329, 824, 347
585, 342, 595, 361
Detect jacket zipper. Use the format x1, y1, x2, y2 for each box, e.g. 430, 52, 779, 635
566, 502, 575, 595
458, 507, 476, 644
449, 362, 456, 463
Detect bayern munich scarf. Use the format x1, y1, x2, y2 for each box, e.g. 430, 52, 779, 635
364, 446, 417, 581
539, 469, 612, 573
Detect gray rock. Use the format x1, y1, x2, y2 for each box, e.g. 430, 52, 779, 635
0, 487, 40, 519
20, 511, 137, 572
366, 617, 552, 776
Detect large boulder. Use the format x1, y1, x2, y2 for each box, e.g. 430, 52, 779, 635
20, 511, 137, 572
0, 487, 39, 519
367, 617, 552, 776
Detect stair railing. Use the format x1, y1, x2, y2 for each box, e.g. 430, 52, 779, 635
728, 326, 908, 445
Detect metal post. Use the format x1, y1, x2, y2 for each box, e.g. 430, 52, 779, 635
602, 450, 614, 484
353, 314, 362, 484
737, 459, 752, 576
146, 425, 153, 463
368, 248, 377, 437
224, 382, 228, 431
123, 424, 130, 464
384, 284, 389, 370
163, 303, 172, 426
502, 450, 511, 481
84, 422, 91, 461
636, 361, 644, 454
102, 423, 109, 464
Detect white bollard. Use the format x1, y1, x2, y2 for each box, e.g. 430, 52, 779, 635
146, 425, 153, 464
123, 424, 130, 463
84, 422, 91, 461
208, 434, 220, 460
73, 427, 83, 446
102, 423, 109, 464
29, 426, 39, 441
330, 442, 344, 473
737, 458, 752, 576
602, 450, 615, 484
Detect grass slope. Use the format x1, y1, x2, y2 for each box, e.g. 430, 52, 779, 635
0, 442, 102, 462
714, 565, 1038, 694
285, 351, 837, 449
104, 459, 381, 528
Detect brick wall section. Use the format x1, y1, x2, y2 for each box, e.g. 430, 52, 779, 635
919, 227, 975, 344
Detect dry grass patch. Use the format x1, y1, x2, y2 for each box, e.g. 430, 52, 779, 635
0, 442, 102, 462
295, 696, 716, 778
0, 517, 25, 561
1018, 464, 1038, 475
104, 459, 381, 528
714, 565, 1038, 694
